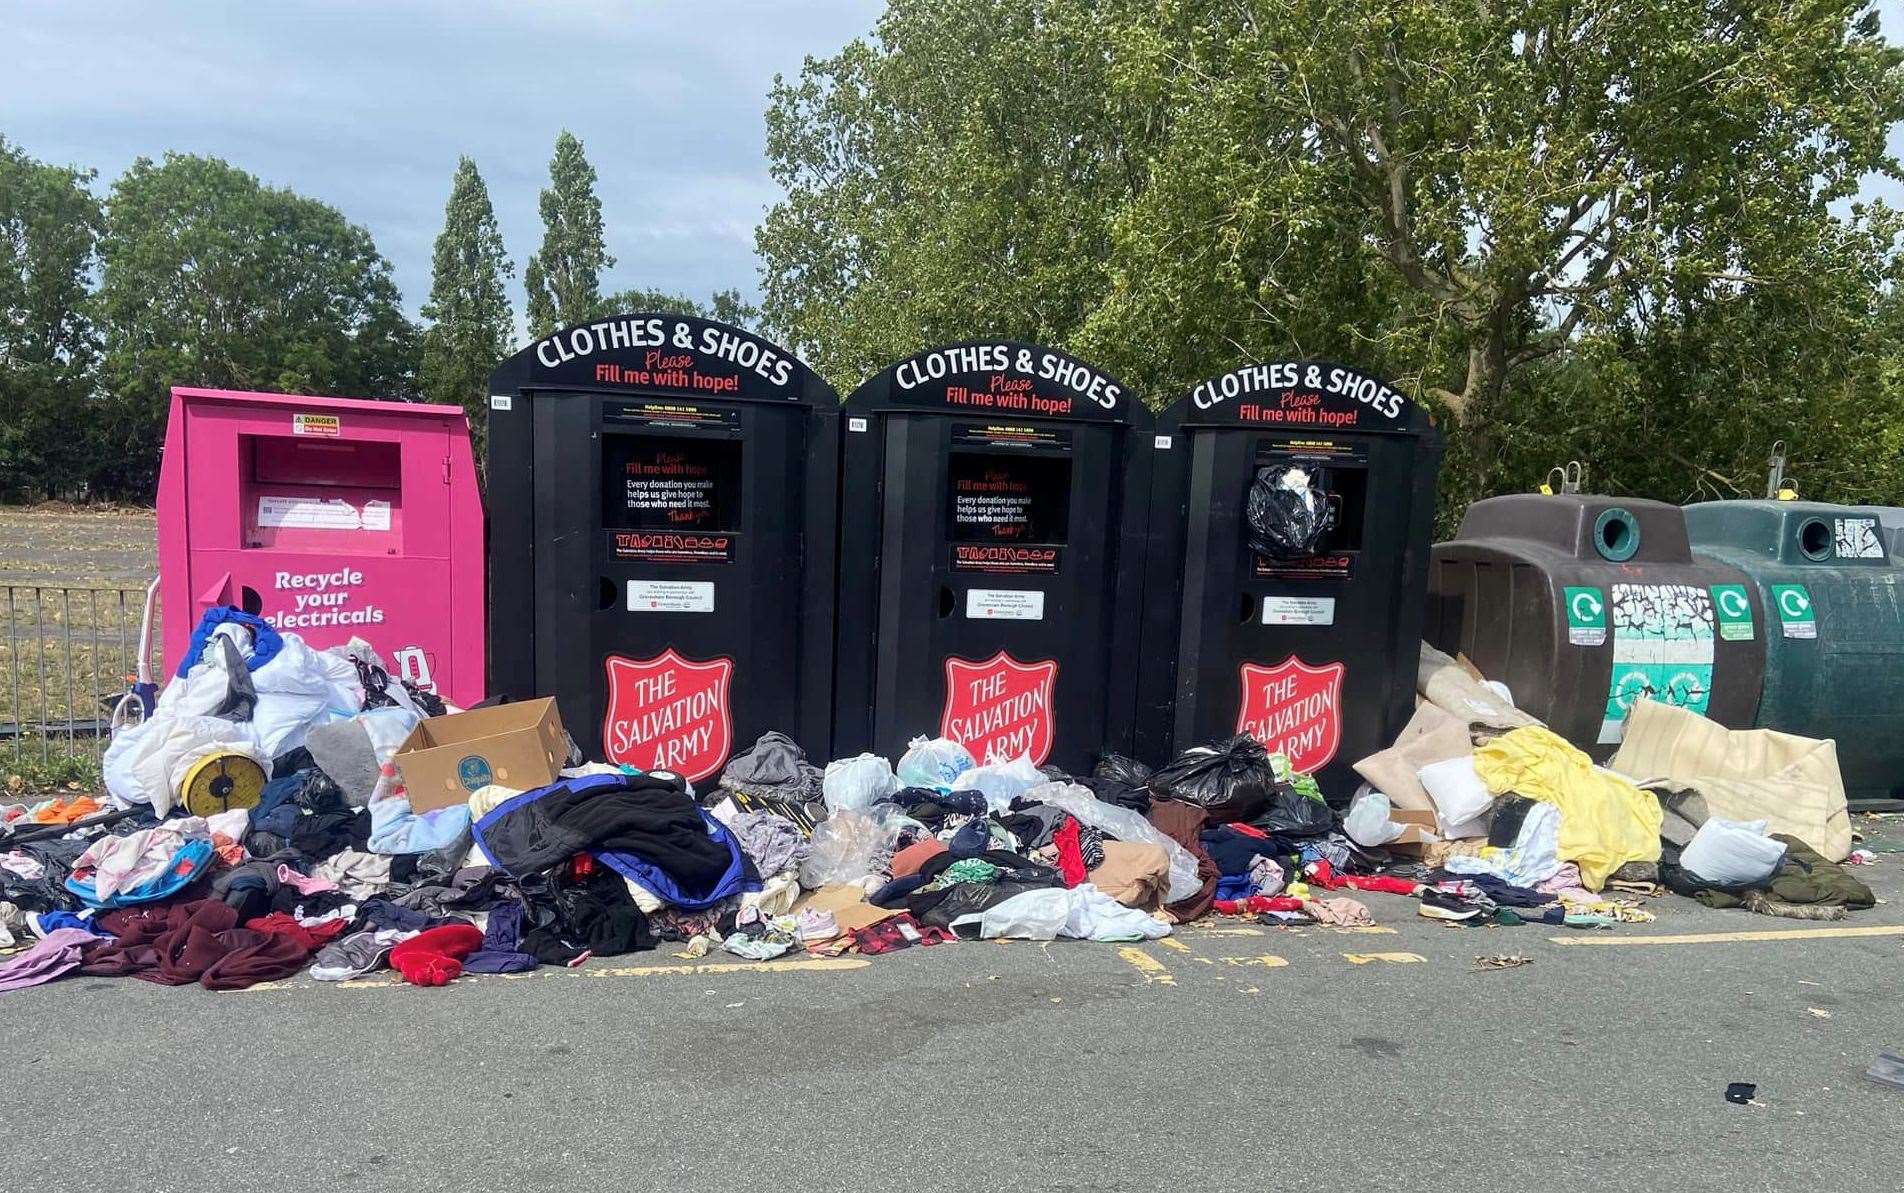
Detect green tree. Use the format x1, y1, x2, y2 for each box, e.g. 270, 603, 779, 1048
758, 0, 1150, 386
0, 135, 103, 500
759, 0, 1904, 515
419, 156, 515, 448
96, 153, 416, 498
524, 131, 614, 337
598, 286, 761, 329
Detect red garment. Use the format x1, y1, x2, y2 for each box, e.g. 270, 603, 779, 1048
1305, 861, 1420, 898
1052, 816, 1088, 888
390, 923, 485, 986
851, 913, 955, 954
1225, 823, 1270, 839
79, 899, 321, 990
244, 912, 350, 952
1213, 895, 1305, 916
1340, 875, 1420, 897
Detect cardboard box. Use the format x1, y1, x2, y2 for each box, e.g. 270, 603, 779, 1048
1383, 807, 1442, 855
394, 697, 568, 811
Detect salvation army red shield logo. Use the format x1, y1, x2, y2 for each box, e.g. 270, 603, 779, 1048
940, 650, 1059, 767
1235, 656, 1345, 775
601, 649, 734, 783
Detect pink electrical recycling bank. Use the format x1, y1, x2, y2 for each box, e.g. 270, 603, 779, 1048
157, 387, 486, 707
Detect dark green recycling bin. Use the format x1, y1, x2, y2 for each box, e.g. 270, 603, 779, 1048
1427, 494, 1767, 759
1684, 500, 1904, 803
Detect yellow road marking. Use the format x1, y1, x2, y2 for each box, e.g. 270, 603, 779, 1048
225, 956, 870, 992
1159, 938, 1193, 953
586, 957, 870, 977
1550, 925, 1904, 946
1343, 951, 1425, 965
1189, 926, 1266, 937
1219, 955, 1289, 968
1117, 946, 1176, 985
1331, 925, 1398, 935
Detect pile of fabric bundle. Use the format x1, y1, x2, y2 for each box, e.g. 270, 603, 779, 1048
1338, 647, 1871, 927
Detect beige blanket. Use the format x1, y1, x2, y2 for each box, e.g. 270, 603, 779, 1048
1609, 699, 1851, 861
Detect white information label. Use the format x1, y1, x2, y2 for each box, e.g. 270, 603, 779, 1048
256, 495, 361, 530
360, 500, 391, 531
848, 417, 869, 433
489, 394, 513, 411
1261, 595, 1336, 626
1154, 435, 1173, 450
965, 588, 1045, 621
626, 580, 715, 613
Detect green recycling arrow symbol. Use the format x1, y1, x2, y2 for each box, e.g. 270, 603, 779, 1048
1571, 591, 1603, 621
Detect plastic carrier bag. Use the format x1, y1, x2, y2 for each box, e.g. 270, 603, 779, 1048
896, 736, 975, 791
822, 753, 900, 815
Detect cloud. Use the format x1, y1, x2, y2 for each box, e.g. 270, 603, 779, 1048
1, 0, 884, 318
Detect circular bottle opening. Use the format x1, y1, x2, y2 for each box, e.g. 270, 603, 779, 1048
1593, 508, 1641, 562
1798, 517, 1832, 561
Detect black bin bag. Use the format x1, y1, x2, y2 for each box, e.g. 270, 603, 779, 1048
1148, 734, 1279, 822
1246, 464, 1335, 560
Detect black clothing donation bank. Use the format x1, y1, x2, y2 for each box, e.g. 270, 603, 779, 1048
1137, 360, 1441, 800
486, 313, 839, 783
834, 342, 1152, 772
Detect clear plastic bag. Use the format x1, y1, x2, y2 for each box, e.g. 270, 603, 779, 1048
896, 735, 975, 790
949, 754, 1045, 812
1344, 787, 1406, 847
797, 809, 901, 889
1023, 780, 1202, 903
821, 753, 899, 814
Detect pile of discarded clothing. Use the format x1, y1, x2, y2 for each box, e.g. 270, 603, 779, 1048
6, 623, 1881, 995
2, 608, 792, 991
1340, 644, 1872, 925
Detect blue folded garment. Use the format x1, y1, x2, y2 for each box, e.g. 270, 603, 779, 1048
65, 838, 217, 909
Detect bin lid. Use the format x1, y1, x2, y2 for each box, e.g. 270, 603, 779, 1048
845, 341, 1144, 425
1685, 499, 1896, 567
487, 311, 837, 405
1452, 494, 1693, 563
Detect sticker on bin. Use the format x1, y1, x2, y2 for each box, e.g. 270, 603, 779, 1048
1261, 595, 1335, 626
257, 495, 363, 531
1771, 584, 1817, 639
291, 412, 340, 437
1710, 584, 1754, 641
626, 579, 715, 613
965, 588, 1045, 621
255, 495, 391, 533
1563, 586, 1607, 647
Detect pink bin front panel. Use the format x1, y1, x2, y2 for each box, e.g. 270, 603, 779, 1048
158, 389, 486, 708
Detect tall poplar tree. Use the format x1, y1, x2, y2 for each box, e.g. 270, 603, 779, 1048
524, 130, 614, 337
419, 156, 515, 445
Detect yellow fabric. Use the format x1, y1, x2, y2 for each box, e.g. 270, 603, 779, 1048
1472, 726, 1661, 891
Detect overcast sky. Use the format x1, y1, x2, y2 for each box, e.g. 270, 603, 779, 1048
4, 0, 1901, 328
2, 0, 884, 319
